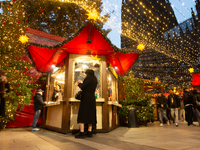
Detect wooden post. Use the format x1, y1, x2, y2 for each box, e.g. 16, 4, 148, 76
62, 54, 71, 132
102, 56, 109, 131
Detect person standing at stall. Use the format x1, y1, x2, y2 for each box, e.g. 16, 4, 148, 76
32, 89, 46, 131
52, 84, 63, 101
75, 69, 97, 139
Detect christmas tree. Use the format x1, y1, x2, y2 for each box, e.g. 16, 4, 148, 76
21, 0, 110, 37
0, 0, 39, 129
118, 72, 155, 125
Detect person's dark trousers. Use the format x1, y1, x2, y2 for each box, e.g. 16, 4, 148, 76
185, 105, 193, 126
167, 109, 173, 123
0, 96, 5, 117
32, 110, 41, 128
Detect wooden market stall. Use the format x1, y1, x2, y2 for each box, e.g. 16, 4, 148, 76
141, 82, 164, 121
26, 22, 139, 133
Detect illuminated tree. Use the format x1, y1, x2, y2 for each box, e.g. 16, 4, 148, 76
22, 0, 110, 37
118, 72, 157, 125
0, 0, 39, 129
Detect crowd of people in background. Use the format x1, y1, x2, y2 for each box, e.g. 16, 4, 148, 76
157, 86, 200, 127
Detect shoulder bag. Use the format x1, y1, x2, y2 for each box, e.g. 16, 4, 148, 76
75, 91, 82, 100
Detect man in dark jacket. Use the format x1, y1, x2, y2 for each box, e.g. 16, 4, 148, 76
183, 87, 195, 126
32, 89, 46, 131
157, 92, 170, 127
193, 86, 200, 126
168, 89, 180, 127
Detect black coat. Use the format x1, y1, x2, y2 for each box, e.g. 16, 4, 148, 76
157, 95, 168, 109
34, 93, 46, 112
77, 75, 97, 124
183, 91, 194, 105
168, 94, 180, 108
193, 91, 200, 111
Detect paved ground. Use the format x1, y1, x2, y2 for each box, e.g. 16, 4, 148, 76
0, 121, 200, 150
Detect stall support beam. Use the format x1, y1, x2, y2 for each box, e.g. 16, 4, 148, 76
102, 56, 109, 131
62, 54, 72, 132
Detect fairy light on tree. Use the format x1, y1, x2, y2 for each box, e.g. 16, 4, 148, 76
0, 0, 39, 129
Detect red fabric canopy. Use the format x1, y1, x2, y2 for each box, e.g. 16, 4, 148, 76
192, 73, 200, 86
27, 23, 139, 75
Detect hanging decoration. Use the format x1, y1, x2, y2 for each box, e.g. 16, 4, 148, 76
19, 35, 29, 44
87, 9, 99, 21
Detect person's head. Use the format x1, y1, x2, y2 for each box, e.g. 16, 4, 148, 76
0, 69, 7, 82
183, 86, 189, 92
169, 89, 174, 94
56, 84, 61, 90
85, 69, 94, 76
0, 69, 6, 77
196, 86, 200, 92
157, 91, 162, 97
37, 89, 44, 95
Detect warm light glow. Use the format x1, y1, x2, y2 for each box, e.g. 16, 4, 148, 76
188, 68, 194, 73
56, 73, 64, 79
19, 35, 29, 44
155, 77, 159, 82
137, 43, 145, 51
108, 75, 111, 81
82, 64, 88, 69
87, 9, 98, 21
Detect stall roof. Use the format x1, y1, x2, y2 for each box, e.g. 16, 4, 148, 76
27, 22, 139, 75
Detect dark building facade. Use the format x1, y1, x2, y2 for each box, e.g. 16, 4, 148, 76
121, 0, 200, 90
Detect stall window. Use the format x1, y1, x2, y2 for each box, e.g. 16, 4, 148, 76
50, 66, 65, 102
107, 68, 118, 102
72, 55, 101, 99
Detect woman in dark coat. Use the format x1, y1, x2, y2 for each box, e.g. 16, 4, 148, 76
75, 69, 97, 139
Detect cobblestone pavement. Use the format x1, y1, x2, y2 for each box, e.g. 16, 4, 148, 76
0, 121, 200, 150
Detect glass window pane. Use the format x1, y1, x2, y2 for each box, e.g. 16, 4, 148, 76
72, 56, 101, 99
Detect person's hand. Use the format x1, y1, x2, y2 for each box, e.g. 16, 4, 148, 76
161, 104, 164, 108
77, 80, 82, 84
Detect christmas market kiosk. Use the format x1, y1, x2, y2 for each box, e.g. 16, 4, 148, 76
27, 22, 139, 133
